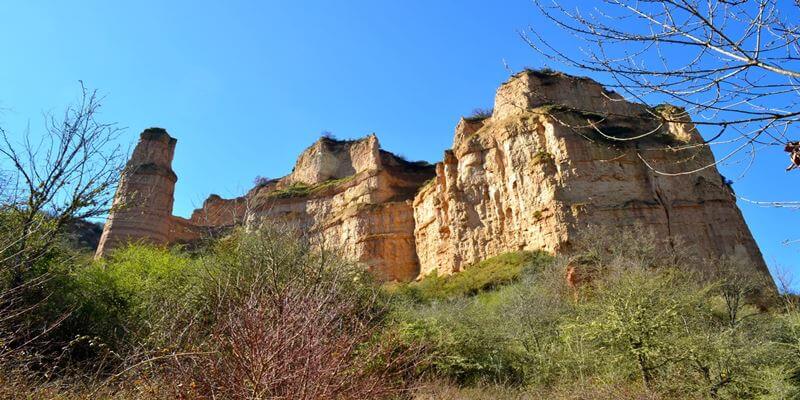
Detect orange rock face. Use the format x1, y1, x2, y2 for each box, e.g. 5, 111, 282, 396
413, 70, 768, 278
241, 135, 434, 281
95, 128, 178, 257
96, 71, 769, 282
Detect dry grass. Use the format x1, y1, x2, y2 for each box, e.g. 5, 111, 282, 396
413, 380, 679, 400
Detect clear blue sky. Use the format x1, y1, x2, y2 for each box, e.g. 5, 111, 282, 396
1, 1, 797, 287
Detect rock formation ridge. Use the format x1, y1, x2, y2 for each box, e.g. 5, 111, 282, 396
96, 70, 769, 281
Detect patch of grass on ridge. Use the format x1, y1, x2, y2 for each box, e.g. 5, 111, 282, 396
267, 175, 355, 199
390, 250, 552, 303
464, 108, 493, 122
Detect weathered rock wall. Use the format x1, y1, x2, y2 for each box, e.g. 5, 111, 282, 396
96, 70, 769, 283
189, 194, 247, 227
285, 134, 382, 185
95, 128, 178, 257
244, 136, 434, 281
413, 70, 768, 278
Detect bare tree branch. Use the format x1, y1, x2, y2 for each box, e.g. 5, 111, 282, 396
526, 0, 799, 176
0, 82, 124, 324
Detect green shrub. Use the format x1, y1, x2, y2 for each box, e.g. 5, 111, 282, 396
395, 296, 528, 385
266, 176, 355, 199
162, 226, 418, 398
391, 258, 567, 386
267, 181, 312, 198
61, 245, 197, 355
389, 227, 797, 397
465, 108, 493, 122
392, 251, 553, 303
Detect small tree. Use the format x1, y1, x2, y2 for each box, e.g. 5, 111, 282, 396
569, 268, 706, 389
0, 83, 124, 286
709, 256, 768, 327
0, 84, 124, 361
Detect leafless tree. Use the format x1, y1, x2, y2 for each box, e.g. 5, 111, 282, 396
0, 83, 125, 286
525, 0, 799, 184
0, 84, 124, 368
707, 255, 769, 326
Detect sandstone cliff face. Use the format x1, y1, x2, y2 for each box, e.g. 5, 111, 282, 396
161, 135, 434, 280
96, 70, 769, 283
285, 134, 382, 185
95, 128, 178, 257
413, 70, 767, 277
242, 136, 434, 281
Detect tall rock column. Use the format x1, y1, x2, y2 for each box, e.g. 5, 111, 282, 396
95, 128, 178, 257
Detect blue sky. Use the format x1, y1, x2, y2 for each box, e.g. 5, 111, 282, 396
1, 1, 797, 287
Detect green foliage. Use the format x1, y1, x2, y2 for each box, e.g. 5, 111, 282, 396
266, 175, 355, 199
531, 150, 554, 166
392, 251, 553, 303
390, 227, 799, 398
0, 207, 69, 287
267, 181, 312, 198
465, 108, 493, 122
392, 261, 570, 386
50, 245, 198, 361
4, 211, 799, 399
565, 268, 709, 390
310, 175, 355, 193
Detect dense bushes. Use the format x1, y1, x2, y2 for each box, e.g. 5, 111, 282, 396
390, 251, 553, 303
123, 228, 414, 399
60, 245, 198, 359
1, 226, 419, 398
2, 218, 799, 399
390, 227, 800, 399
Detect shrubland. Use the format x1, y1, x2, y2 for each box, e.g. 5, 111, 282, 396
0, 223, 418, 399
389, 227, 800, 399
0, 217, 798, 399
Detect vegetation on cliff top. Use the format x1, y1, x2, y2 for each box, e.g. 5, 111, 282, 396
533, 104, 691, 147
464, 107, 493, 122
263, 175, 356, 199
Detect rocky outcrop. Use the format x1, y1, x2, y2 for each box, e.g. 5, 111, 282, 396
285, 134, 383, 185
242, 136, 435, 281
96, 70, 769, 282
413, 70, 768, 278
95, 128, 178, 257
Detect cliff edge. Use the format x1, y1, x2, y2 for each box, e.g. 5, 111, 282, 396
96, 70, 769, 282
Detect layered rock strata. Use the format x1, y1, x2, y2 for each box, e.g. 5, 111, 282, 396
95, 128, 178, 257
97, 132, 435, 281
96, 70, 769, 282
239, 135, 435, 281
413, 70, 768, 277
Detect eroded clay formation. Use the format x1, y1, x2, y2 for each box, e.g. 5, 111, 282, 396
96, 71, 769, 281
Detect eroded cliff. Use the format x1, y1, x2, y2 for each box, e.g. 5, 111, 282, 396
97, 70, 769, 282
95, 128, 178, 256
414, 70, 767, 277
164, 134, 434, 281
